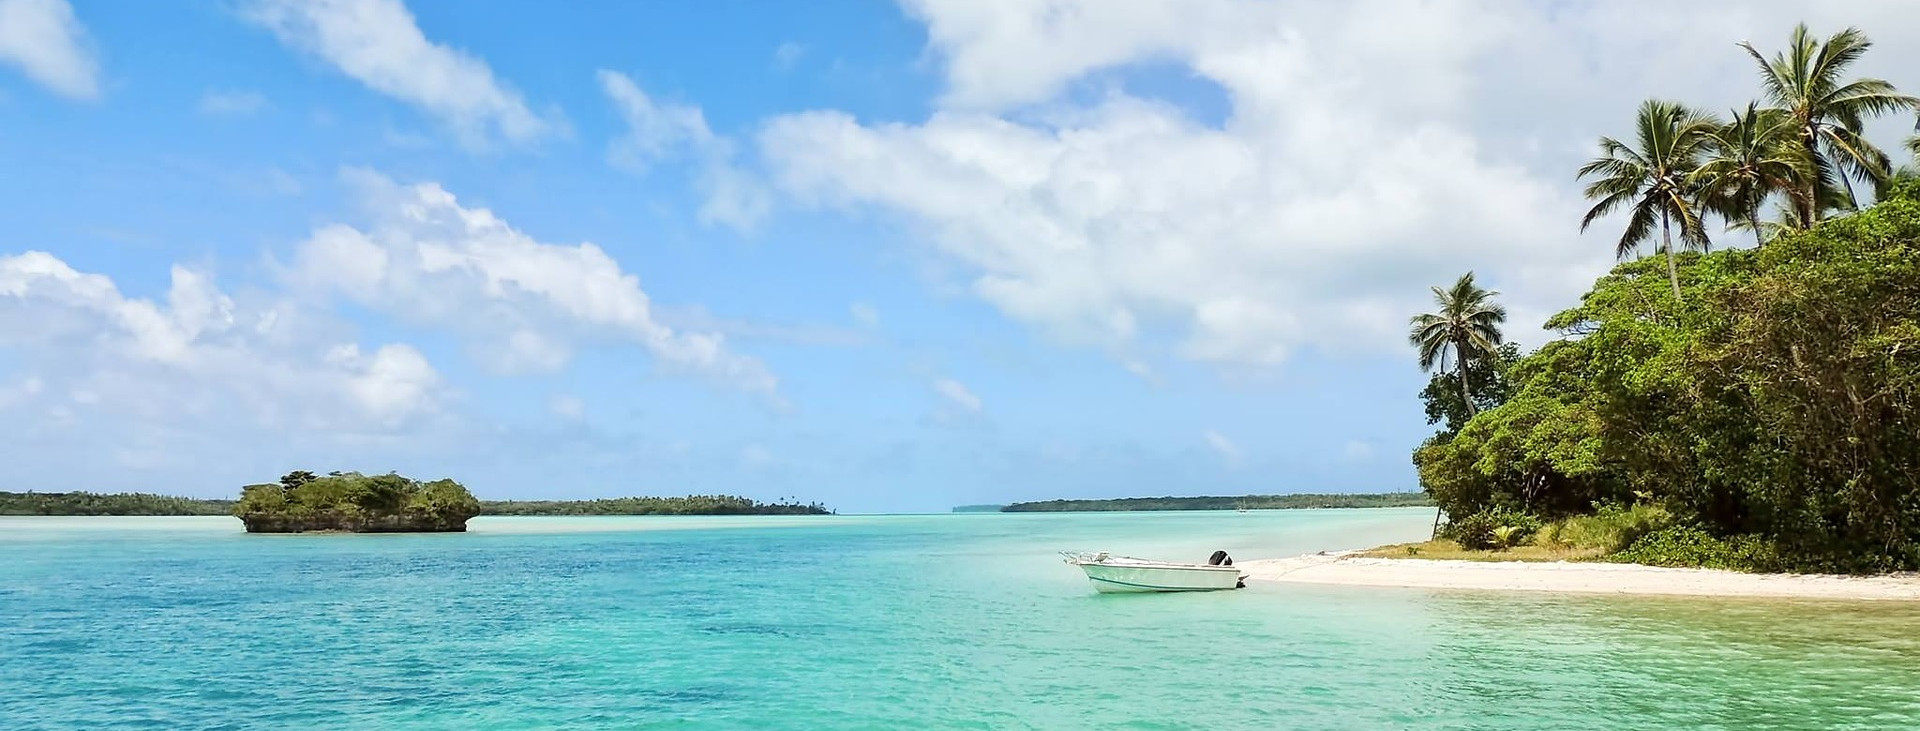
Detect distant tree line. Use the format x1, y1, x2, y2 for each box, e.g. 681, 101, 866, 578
480, 495, 831, 516
5, 481, 829, 519
0, 491, 234, 516
1001, 493, 1433, 512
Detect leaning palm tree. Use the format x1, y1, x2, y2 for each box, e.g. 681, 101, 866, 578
1409, 273, 1506, 418
1741, 24, 1920, 223
1693, 103, 1808, 248
1578, 99, 1720, 300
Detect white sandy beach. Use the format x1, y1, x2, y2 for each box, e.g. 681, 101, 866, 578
1241, 552, 1920, 601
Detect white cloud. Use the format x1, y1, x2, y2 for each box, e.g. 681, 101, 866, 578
658, 303, 870, 347
599, 69, 715, 172
243, 0, 556, 148
1202, 429, 1240, 464
0, 0, 99, 99
287, 168, 777, 395
199, 89, 268, 116
759, 1, 1920, 368
1120, 358, 1157, 383
0, 250, 443, 431
599, 69, 771, 231
1342, 440, 1374, 461
933, 377, 982, 413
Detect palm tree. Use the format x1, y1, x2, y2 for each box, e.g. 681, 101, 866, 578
1693, 103, 1808, 248
1578, 99, 1720, 301
1409, 273, 1506, 419
1741, 24, 1920, 224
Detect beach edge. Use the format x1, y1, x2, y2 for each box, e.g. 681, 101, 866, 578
1240, 553, 1920, 601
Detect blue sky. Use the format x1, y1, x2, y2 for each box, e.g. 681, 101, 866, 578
4, 0, 1918, 512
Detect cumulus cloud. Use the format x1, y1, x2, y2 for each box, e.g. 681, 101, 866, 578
759, 0, 1920, 368
0, 250, 443, 432
599, 69, 771, 231
0, 0, 99, 99
286, 169, 777, 394
243, 0, 557, 148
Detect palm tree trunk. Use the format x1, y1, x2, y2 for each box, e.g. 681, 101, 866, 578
1661, 209, 1683, 301
1750, 190, 1764, 248
1802, 125, 1822, 225
1457, 339, 1476, 417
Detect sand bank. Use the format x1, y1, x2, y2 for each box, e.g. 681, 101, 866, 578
1240, 552, 1920, 601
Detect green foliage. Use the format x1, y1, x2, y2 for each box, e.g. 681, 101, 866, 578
1741, 24, 1920, 223
1692, 102, 1807, 248
480, 495, 829, 516
1409, 273, 1508, 422
1420, 343, 1521, 434
1001, 493, 1433, 513
1445, 507, 1542, 550
1540, 503, 1674, 553
234, 471, 480, 532
0, 491, 234, 516
1611, 526, 1783, 573
1578, 99, 1721, 299
1420, 181, 1920, 572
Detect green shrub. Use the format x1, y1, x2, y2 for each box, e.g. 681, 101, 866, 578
1549, 502, 1673, 552
1446, 507, 1543, 550
1611, 526, 1783, 572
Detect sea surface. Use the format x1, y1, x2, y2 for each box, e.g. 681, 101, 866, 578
3, 508, 1919, 730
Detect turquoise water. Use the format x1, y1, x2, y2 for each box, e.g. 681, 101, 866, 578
4, 508, 1919, 729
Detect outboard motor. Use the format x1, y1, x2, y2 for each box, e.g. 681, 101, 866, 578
1209, 550, 1245, 589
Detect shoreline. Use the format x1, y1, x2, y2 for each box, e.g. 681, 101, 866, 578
1241, 552, 1920, 601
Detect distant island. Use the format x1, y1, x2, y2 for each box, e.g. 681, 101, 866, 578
950, 504, 1005, 513
235, 471, 481, 533
1002, 492, 1433, 512
0, 491, 235, 516
481, 496, 830, 516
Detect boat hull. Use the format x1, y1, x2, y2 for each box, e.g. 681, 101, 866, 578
1073, 562, 1243, 593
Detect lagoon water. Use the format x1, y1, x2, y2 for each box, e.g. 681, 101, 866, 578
4, 507, 1919, 729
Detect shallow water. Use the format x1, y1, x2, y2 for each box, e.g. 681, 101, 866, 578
3, 508, 1917, 729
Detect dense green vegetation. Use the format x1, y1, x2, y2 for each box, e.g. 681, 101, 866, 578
235, 471, 482, 532
0, 491, 233, 516
1003, 493, 1433, 512
480, 496, 830, 515
1411, 24, 1920, 574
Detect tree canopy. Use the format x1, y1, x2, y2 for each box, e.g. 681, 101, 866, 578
235, 471, 482, 532
1418, 180, 1920, 572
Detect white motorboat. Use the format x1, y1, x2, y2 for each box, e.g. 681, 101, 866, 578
1061, 551, 1246, 593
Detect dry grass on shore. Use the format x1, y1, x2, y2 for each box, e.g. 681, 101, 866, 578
1357, 539, 1606, 563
